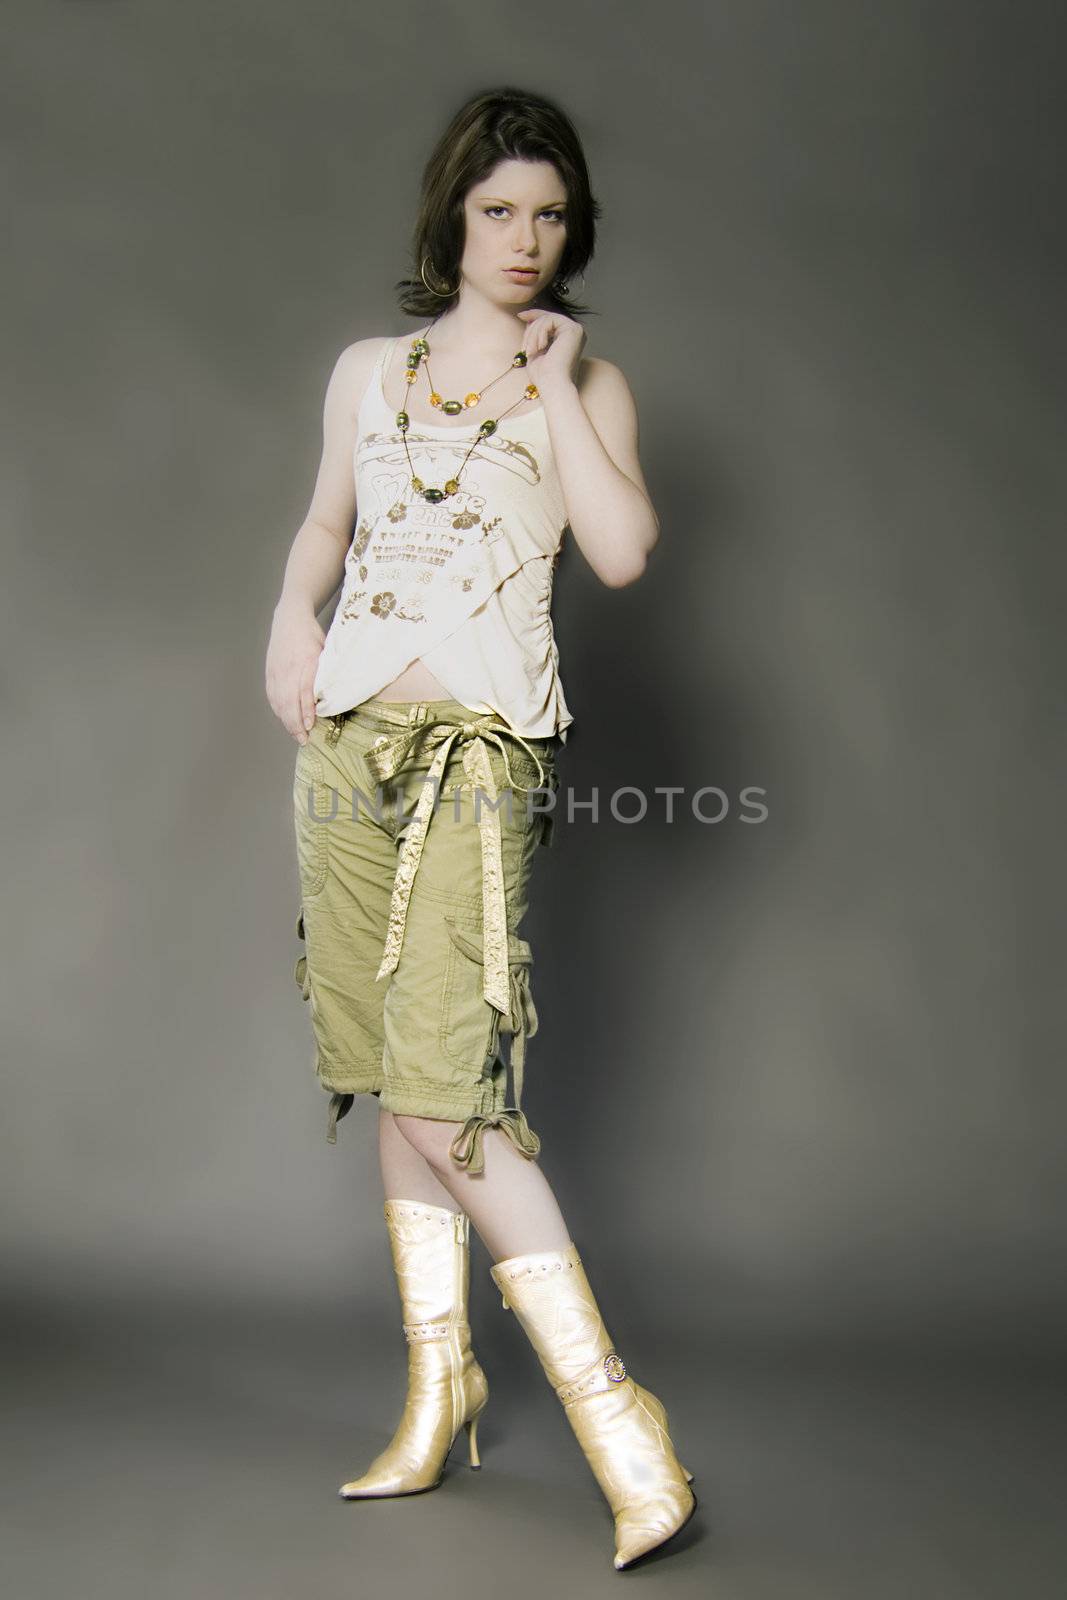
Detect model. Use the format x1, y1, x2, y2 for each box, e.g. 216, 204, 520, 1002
265, 85, 696, 1571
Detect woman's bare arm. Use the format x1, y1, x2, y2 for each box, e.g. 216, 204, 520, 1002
539, 356, 660, 588
266, 337, 386, 742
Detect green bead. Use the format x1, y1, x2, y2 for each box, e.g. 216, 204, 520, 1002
406, 354, 420, 369
413, 339, 429, 356
442, 399, 463, 415
513, 351, 527, 366
423, 487, 445, 503
478, 419, 497, 436
397, 411, 409, 430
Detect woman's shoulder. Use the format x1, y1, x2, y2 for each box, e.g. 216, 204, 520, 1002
572, 353, 640, 428
325, 335, 395, 419
576, 352, 631, 387
334, 333, 395, 381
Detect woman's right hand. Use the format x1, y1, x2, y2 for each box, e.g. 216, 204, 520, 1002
266, 599, 326, 743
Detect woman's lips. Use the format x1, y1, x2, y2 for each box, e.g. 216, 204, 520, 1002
504, 267, 538, 278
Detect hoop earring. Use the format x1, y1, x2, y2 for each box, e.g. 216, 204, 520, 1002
420, 255, 458, 299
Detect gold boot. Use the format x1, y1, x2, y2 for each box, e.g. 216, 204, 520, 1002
490, 1243, 697, 1569
339, 1199, 488, 1498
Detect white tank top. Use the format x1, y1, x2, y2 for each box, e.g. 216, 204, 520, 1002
312, 334, 573, 742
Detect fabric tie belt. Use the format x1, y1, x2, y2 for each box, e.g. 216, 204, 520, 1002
359, 711, 548, 1015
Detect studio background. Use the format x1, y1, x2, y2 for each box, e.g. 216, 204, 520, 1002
5, 3, 1064, 1597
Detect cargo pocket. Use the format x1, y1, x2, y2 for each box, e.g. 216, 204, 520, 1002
294, 909, 352, 1145
441, 918, 500, 1072
440, 918, 542, 1172
440, 918, 537, 1081
293, 908, 314, 1012
293, 744, 332, 899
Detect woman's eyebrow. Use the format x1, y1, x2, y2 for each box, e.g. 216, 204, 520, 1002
477, 196, 568, 208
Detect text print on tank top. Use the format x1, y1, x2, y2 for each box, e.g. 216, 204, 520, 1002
311, 334, 570, 723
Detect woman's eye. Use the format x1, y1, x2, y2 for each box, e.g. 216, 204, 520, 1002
485, 207, 565, 223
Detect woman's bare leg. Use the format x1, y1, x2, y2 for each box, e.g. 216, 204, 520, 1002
378, 1105, 462, 1210
392, 1115, 571, 1260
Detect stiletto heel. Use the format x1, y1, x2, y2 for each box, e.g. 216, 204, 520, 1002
465, 1406, 485, 1469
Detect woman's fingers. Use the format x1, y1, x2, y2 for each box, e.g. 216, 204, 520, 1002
267, 608, 324, 742
285, 673, 315, 743
301, 672, 317, 735
290, 660, 321, 742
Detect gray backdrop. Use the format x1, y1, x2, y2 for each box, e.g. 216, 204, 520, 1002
5, 3, 1065, 1597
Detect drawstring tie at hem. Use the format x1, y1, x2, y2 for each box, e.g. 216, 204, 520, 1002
447, 1107, 542, 1174
327, 1091, 355, 1143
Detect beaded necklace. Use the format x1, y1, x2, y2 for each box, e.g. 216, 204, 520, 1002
396, 335, 540, 504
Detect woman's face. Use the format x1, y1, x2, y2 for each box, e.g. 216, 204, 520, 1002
459, 158, 569, 306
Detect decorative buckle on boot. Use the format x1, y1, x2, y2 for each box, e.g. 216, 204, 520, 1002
556, 1350, 628, 1405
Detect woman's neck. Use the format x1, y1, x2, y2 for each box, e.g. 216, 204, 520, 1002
424, 292, 545, 357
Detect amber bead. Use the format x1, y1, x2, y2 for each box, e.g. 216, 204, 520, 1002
444, 478, 459, 494
405, 369, 417, 384
410, 477, 424, 491
429, 392, 442, 407
525, 383, 539, 400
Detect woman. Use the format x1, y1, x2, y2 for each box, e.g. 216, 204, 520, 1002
265, 86, 696, 1570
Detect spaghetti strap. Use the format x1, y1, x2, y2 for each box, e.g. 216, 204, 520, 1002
379, 333, 399, 393
358, 337, 396, 431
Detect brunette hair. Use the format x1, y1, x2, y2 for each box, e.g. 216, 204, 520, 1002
395, 86, 601, 320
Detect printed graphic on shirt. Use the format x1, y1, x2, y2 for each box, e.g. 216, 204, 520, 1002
337, 430, 547, 627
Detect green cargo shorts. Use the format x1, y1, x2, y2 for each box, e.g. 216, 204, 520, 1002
291, 697, 561, 1170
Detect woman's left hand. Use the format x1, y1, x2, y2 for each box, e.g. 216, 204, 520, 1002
516, 309, 585, 391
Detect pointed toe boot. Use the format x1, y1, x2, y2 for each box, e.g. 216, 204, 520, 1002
339, 1199, 489, 1498
490, 1243, 696, 1569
